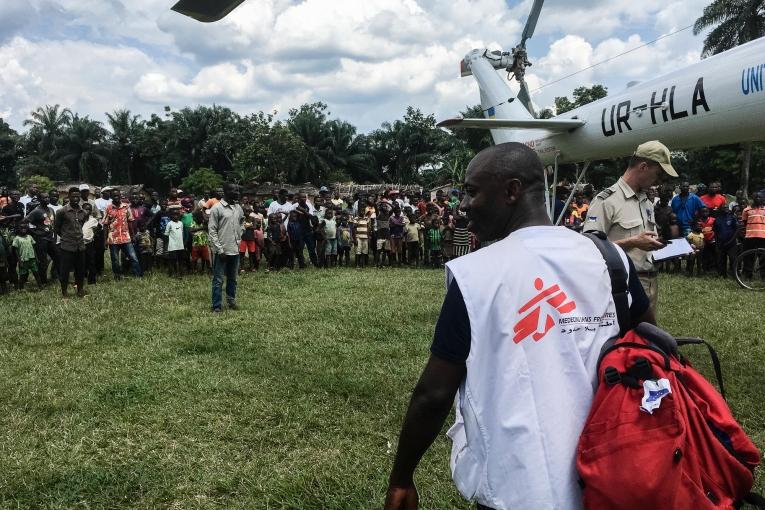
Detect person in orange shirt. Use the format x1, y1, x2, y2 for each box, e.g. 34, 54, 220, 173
741, 192, 765, 278
203, 187, 224, 214
571, 193, 589, 219
698, 207, 716, 271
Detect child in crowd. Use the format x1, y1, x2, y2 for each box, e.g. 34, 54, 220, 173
698, 206, 716, 271
323, 209, 338, 268
404, 213, 421, 267
686, 222, 705, 276
153, 199, 170, 271
81, 203, 101, 284
713, 204, 740, 278
336, 215, 352, 267
181, 203, 194, 272
189, 210, 210, 273
375, 203, 391, 268
137, 220, 154, 275
441, 216, 454, 262
267, 213, 288, 271
353, 211, 371, 268
312, 213, 326, 268
239, 206, 259, 273
427, 218, 443, 269
286, 210, 301, 269
254, 218, 265, 269
389, 205, 405, 267
453, 215, 470, 258
11, 224, 42, 290
165, 208, 185, 277
0, 226, 9, 294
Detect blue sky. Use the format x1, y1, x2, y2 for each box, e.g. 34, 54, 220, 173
0, 0, 712, 133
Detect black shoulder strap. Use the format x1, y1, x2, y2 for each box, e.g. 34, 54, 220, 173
583, 231, 631, 338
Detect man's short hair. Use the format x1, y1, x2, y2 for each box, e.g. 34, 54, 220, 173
628, 156, 655, 168
68, 186, 79, 194
479, 142, 546, 196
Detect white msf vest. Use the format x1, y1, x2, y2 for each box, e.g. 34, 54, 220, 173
445, 226, 630, 510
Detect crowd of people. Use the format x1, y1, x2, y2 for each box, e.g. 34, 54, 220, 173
0, 176, 763, 298
0, 183, 477, 296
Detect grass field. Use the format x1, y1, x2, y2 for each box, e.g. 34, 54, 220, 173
0, 267, 763, 509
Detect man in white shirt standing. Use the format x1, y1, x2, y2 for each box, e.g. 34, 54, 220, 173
95, 187, 112, 214
267, 188, 295, 225
20, 183, 38, 215
385, 143, 654, 510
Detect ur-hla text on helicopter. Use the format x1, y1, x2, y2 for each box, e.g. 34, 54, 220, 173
438, 0, 765, 168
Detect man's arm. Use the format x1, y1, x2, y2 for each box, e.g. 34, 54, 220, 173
23, 208, 39, 227
625, 256, 656, 327
207, 208, 224, 255
387, 355, 465, 485
582, 197, 610, 234
53, 209, 64, 238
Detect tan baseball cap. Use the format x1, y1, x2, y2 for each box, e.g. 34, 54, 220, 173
634, 140, 678, 177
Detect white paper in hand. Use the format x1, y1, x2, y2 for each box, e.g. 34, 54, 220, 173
652, 238, 695, 261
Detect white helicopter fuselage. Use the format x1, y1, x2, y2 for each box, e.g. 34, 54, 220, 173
467, 37, 765, 165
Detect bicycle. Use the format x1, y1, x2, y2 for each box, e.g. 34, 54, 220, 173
735, 247, 765, 291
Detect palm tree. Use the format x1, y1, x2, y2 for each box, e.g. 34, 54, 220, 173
58, 115, 108, 182
23, 104, 72, 156
105, 109, 142, 185
325, 120, 373, 181
169, 107, 212, 172
694, 0, 765, 196
288, 110, 333, 183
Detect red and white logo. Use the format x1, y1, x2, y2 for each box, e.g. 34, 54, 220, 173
513, 277, 577, 344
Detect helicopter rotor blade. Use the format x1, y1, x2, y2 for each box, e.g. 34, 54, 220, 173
171, 0, 246, 22
520, 0, 544, 48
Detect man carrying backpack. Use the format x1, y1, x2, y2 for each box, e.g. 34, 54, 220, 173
384, 143, 654, 510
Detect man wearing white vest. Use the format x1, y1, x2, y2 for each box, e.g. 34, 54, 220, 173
384, 143, 654, 510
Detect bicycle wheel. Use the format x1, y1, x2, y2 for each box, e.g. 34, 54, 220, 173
735, 248, 765, 291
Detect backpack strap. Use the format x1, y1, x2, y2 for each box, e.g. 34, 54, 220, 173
583, 231, 631, 337
676, 337, 727, 401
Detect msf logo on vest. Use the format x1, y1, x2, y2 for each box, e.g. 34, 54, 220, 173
513, 278, 577, 343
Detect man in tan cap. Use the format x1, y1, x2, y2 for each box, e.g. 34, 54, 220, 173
584, 140, 678, 317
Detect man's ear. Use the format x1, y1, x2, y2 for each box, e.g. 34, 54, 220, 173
506, 178, 522, 205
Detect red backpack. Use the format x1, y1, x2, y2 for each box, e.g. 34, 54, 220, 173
577, 233, 764, 510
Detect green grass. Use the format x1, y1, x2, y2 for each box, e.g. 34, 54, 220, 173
0, 268, 762, 509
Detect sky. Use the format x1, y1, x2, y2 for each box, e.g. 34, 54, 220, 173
0, 0, 712, 134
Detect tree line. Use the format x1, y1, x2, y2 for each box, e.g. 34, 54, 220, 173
0, 89, 762, 196
0, 102, 494, 194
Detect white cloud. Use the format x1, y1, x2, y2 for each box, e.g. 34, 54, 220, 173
0, 37, 170, 128
0, 0, 714, 133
